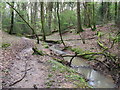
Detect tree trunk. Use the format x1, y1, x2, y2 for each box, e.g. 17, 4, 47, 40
48, 2, 53, 33
41, 2, 46, 41
92, 1, 96, 31
57, 2, 66, 47
77, 1, 83, 33
115, 2, 117, 24
116, 1, 120, 28
9, 2, 14, 34
83, 2, 91, 28
7, 2, 40, 44
33, 2, 37, 30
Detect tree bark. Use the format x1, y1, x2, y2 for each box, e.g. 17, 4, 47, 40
115, 2, 117, 24
48, 2, 53, 33
57, 2, 66, 47
33, 2, 37, 30
7, 2, 40, 44
41, 2, 46, 41
77, 1, 83, 33
92, 1, 96, 31
9, 2, 14, 34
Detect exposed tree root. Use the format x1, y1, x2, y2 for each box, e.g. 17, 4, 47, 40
9, 61, 27, 87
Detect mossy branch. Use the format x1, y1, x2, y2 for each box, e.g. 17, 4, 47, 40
32, 47, 44, 56
62, 52, 103, 57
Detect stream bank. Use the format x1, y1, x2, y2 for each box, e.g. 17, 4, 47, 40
1, 31, 90, 88
48, 44, 115, 88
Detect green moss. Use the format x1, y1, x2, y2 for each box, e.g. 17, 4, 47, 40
96, 31, 104, 38
71, 48, 98, 60
32, 47, 44, 55
45, 81, 53, 87
48, 74, 53, 78
2, 43, 10, 49
48, 60, 90, 88
42, 42, 49, 48
71, 48, 84, 54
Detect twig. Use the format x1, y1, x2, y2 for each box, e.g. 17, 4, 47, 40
9, 61, 28, 86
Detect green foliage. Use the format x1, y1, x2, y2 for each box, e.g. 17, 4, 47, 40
59, 10, 77, 32
111, 34, 120, 43
2, 43, 11, 49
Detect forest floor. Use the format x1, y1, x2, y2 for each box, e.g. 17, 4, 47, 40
47, 23, 120, 85
1, 30, 89, 88
1, 23, 119, 88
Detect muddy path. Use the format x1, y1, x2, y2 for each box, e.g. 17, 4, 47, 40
1, 31, 50, 88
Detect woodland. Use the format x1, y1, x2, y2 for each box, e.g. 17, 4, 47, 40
1, 1, 120, 88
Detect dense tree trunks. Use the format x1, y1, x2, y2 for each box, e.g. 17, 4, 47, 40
7, 2, 40, 44
77, 1, 83, 33
100, 2, 111, 24
41, 2, 46, 41
57, 2, 66, 47
83, 2, 92, 28
9, 2, 14, 34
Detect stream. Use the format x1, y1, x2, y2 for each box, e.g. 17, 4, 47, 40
49, 45, 115, 88
64, 57, 115, 88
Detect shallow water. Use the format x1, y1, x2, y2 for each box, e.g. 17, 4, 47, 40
64, 57, 115, 88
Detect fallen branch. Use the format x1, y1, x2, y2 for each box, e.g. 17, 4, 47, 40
9, 61, 27, 86
97, 40, 108, 50
64, 37, 96, 41
61, 52, 104, 57
32, 47, 44, 55
6, 2, 40, 44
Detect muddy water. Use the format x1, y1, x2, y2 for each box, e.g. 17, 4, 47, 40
64, 57, 115, 88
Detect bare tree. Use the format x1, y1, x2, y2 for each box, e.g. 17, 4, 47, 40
57, 2, 66, 47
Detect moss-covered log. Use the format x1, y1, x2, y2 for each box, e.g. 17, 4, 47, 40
32, 47, 44, 55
